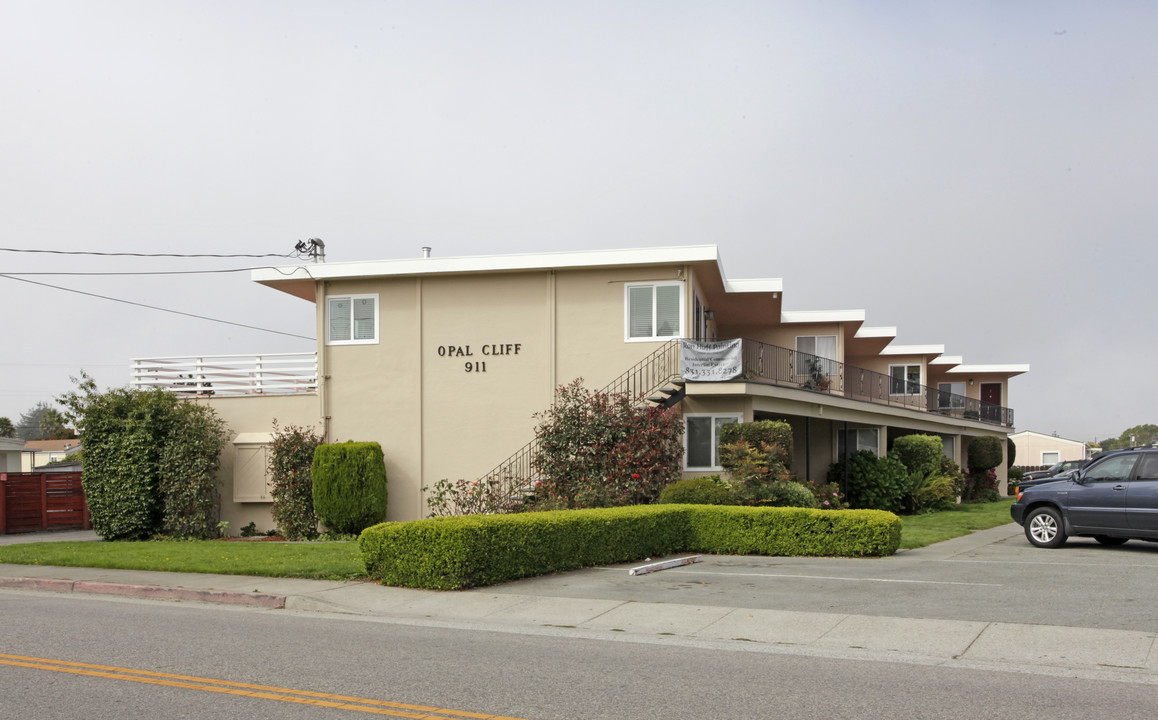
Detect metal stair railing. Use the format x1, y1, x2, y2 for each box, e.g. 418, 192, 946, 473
468, 339, 683, 514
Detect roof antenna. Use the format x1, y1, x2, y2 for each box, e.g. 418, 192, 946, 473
422, 246, 432, 259
295, 238, 326, 263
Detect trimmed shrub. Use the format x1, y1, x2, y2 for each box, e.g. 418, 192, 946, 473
1007, 437, 1017, 468
890, 434, 944, 477
360, 504, 902, 590
965, 435, 1004, 503
269, 421, 323, 540
967, 435, 1004, 472
756, 480, 820, 509
828, 450, 908, 513
657, 476, 736, 505
312, 441, 388, 534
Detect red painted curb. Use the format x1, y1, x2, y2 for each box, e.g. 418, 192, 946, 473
0, 576, 286, 609
0, 577, 75, 592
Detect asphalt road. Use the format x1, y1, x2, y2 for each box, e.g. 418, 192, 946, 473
5, 591, 1158, 720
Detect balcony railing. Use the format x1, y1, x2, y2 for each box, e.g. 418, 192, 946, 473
131, 353, 317, 397
731, 338, 1013, 426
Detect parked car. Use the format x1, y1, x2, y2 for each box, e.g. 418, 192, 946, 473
1021, 458, 1090, 482
1011, 448, 1158, 548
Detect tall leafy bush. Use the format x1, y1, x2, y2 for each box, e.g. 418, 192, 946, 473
531, 379, 683, 510
158, 402, 230, 538
717, 420, 797, 504
312, 441, 388, 534
827, 450, 908, 513
59, 372, 230, 540
268, 421, 323, 539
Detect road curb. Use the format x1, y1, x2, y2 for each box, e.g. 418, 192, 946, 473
0, 575, 286, 609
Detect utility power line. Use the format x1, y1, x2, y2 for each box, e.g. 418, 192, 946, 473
0, 247, 298, 259
0, 274, 315, 341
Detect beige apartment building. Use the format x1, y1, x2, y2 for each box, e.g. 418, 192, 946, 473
132, 246, 1028, 529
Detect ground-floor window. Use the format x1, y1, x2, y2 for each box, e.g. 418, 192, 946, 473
942, 436, 956, 460
837, 427, 879, 458
685, 413, 741, 470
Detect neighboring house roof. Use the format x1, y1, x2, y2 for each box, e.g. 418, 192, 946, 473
1011, 431, 1087, 447
22, 439, 81, 453
0, 437, 25, 451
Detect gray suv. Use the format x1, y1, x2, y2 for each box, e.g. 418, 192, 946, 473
1010, 448, 1158, 548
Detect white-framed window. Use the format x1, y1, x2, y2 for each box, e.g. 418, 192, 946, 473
625, 282, 683, 341
937, 382, 966, 409
326, 294, 378, 345
838, 427, 879, 458
889, 364, 921, 396
942, 436, 956, 460
1041, 451, 1061, 465
685, 413, 741, 470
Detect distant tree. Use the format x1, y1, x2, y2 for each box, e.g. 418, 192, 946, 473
16, 401, 74, 440
1116, 424, 1158, 448
0, 417, 14, 438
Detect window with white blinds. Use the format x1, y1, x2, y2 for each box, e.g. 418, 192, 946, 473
326, 294, 378, 345
625, 282, 683, 341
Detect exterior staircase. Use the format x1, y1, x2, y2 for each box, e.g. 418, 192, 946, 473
472, 339, 684, 511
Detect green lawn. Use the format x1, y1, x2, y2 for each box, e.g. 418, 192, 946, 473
898, 498, 1015, 549
0, 501, 1015, 577
0, 540, 366, 581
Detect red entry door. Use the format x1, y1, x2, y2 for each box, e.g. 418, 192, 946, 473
980, 383, 1002, 422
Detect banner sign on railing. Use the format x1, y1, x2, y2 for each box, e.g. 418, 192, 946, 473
680, 339, 742, 381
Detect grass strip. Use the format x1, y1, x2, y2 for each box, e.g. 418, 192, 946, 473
899, 499, 1014, 549
0, 540, 365, 581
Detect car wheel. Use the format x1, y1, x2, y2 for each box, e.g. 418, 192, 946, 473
1094, 535, 1129, 546
1025, 507, 1067, 548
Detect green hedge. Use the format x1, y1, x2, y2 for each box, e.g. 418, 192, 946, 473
312, 441, 388, 534
359, 504, 901, 590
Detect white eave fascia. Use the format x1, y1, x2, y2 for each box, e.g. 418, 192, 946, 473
929, 355, 964, 366
251, 244, 722, 284
946, 364, 1030, 376
780, 309, 866, 324
722, 278, 783, 294
853, 326, 897, 339
0, 437, 26, 450
880, 344, 946, 356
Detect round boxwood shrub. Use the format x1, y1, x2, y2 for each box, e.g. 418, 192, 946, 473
312, 441, 388, 534
756, 480, 820, 509
657, 476, 736, 505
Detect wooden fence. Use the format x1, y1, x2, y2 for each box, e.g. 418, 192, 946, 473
0, 472, 90, 535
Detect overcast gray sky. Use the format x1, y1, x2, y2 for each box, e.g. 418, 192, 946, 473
2, 1, 1154, 444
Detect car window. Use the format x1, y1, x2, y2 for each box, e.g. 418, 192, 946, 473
1083, 454, 1139, 483
1136, 454, 1158, 481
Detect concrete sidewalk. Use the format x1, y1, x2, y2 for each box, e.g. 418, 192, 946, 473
2, 541, 1157, 682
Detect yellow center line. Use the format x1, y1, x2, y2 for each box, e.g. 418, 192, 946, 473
0, 653, 529, 720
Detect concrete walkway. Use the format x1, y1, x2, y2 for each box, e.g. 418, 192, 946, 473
2, 527, 1157, 683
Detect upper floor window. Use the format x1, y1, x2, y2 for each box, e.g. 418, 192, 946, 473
889, 364, 921, 396
327, 294, 378, 345
625, 282, 683, 341
938, 382, 966, 409
795, 335, 838, 375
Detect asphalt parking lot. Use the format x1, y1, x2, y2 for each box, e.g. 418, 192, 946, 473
487, 523, 1158, 633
